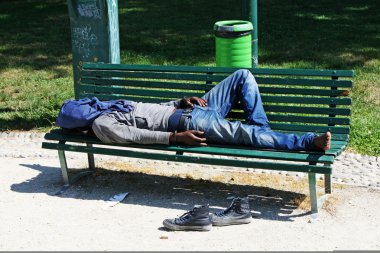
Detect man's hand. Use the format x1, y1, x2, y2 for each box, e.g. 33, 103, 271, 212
169, 130, 207, 146
179, 96, 207, 108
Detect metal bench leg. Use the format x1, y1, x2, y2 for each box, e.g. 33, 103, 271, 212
87, 143, 95, 170
308, 172, 318, 214
58, 148, 70, 186
324, 173, 332, 194
308, 162, 332, 216
57, 142, 96, 188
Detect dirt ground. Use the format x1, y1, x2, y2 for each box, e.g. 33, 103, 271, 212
1, 156, 379, 251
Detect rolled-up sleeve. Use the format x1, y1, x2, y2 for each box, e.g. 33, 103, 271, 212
92, 114, 171, 145
159, 99, 181, 108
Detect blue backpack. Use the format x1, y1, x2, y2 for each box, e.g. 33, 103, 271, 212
55, 97, 134, 130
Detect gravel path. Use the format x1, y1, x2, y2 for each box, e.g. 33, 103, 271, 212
0, 131, 379, 189
1, 131, 380, 251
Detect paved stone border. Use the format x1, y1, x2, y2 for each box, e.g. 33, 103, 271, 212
0, 132, 379, 189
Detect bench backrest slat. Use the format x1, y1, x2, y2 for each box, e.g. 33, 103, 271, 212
79, 84, 351, 103
80, 79, 350, 97
263, 105, 351, 116
80, 90, 351, 106
82, 70, 211, 82
269, 123, 349, 134
82, 73, 353, 88
83, 63, 355, 77
228, 112, 350, 125
78, 63, 353, 136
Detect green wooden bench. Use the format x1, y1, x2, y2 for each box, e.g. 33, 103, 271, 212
42, 62, 354, 214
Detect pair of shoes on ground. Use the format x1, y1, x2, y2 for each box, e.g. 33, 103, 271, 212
163, 197, 252, 231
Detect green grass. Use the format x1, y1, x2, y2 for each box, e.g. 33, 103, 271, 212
0, 0, 379, 155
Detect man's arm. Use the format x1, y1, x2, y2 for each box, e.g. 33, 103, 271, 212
160, 97, 207, 109
92, 114, 171, 144
169, 130, 207, 146
159, 99, 181, 108
93, 113, 208, 146
180, 97, 207, 108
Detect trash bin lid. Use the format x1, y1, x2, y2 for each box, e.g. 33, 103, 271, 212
214, 20, 253, 33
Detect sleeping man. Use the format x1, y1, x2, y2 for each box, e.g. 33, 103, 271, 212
92, 69, 331, 151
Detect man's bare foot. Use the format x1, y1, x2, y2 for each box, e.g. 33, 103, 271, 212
312, 131, 331, 151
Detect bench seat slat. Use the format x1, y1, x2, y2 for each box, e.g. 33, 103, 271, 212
42, 135, 339, 164
46, 130, 348, 146
44, 130, 347, 158
42, 139, 334, 163
82, 63, 355, 77
42, 142, 333, 174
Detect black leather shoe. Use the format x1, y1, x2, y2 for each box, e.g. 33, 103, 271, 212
163, 205, 212, 231
211, 197, 252, 226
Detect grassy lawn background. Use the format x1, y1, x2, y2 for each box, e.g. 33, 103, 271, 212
0, 0, 379, 155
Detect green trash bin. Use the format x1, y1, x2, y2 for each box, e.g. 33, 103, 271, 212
214, 20, 253, 68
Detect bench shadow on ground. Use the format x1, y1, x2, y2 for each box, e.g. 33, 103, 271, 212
12, 163, 310, 222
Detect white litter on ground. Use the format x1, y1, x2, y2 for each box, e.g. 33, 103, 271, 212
102, 192, 129, 209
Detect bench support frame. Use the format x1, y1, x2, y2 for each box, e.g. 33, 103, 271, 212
55, 144, 332, 214
308, 162, 332, 215
325, 173, 332, 194
57, 141, 96, 186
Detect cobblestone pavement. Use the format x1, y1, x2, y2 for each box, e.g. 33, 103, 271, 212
1, 131, 379, 189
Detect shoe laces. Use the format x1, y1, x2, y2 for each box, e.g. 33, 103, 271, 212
214, 201, 239, 217
175, 209, 195, 223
